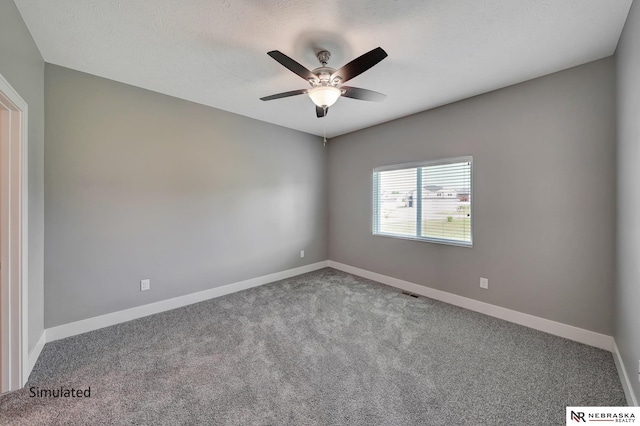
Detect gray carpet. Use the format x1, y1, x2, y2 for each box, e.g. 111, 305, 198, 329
0, 268, 626, 425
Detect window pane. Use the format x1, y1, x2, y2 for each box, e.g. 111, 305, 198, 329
376, 168, 417, 236
373, 157, 472, 246
421, 162, 471, 243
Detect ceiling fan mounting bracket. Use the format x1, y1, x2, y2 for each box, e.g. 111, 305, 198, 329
317, 50, 331, 66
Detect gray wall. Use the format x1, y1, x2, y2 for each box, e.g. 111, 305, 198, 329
328, 58, 616, 335
616, 0, 640, 403
0, 1, 45, 353
44, 64, 327, 327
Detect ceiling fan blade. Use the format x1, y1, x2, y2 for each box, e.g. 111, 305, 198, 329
316, 106, 328, 118
331, 47, 388, 83
268, 50, 317, 82
260, 89, 308, 101
340, 86, 387, 102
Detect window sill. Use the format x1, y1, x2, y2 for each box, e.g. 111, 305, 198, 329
372, 232, 473, 248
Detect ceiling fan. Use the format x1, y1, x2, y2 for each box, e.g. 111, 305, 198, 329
260, 47, 388, 118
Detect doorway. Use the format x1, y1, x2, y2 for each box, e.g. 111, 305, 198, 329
0, 73, 28, 393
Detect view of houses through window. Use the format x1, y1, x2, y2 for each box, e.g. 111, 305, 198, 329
373, 157, 472, 246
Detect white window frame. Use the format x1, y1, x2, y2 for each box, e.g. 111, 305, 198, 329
372, 156, 473, 247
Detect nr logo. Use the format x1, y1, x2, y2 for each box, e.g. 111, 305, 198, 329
571, 411, 586, 422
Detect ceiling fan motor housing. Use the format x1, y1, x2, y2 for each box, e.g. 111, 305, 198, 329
310, 67, 340, 87
310, 51, 341, 87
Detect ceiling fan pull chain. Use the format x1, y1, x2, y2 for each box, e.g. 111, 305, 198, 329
323, 120, 327, 147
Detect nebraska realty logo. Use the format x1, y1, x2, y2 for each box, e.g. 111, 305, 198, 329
567, 407, 639, 424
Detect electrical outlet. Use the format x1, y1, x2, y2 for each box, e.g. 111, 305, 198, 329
480, 277, 489, 289
300, 250, 305, 258
140, 279, 150, 292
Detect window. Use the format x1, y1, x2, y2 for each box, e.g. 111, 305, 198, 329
373, 156, 472, 246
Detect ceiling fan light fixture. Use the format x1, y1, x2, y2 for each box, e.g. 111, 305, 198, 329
308, 86, 341, 108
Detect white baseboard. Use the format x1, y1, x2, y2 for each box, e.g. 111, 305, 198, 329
32, 259, 622, 393
327, 261, 614, 351
46, 261, 328, 342
612, 341, 639, 406
25, 331, 46, 383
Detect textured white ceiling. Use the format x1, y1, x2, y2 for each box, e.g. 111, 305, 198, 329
14, 0, 633, 138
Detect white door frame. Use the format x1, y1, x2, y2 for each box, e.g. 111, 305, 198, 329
0, 73, 28, 392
